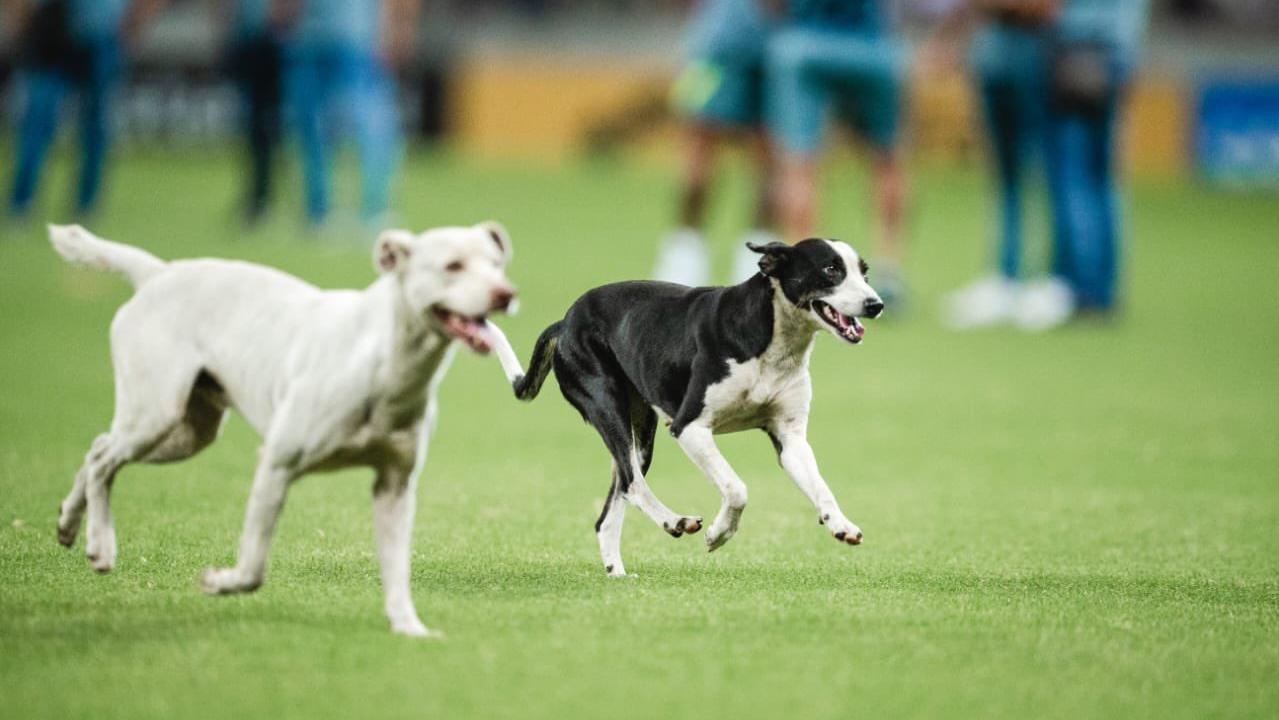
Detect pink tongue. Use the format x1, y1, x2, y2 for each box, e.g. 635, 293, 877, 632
444, 314, 492, 353
852, 320, 865, 338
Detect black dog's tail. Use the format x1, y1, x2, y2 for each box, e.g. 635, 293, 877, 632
513, 320, 563, 401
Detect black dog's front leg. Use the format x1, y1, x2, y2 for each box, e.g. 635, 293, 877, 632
668, 361, 748, 551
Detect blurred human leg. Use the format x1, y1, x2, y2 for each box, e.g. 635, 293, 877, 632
9, 71, 68, 217
347, 51, 402, 225
943, 73, 1039, 329
1048, 95, 1119, 313
655, 123, 718, 285
74, 40, 120, 216
732, 131, 782, 282
981, 77, 1027, 279
285, 45, 333, 225
235, 35, 283, 223
660, 55, 768, 285
766, 28, 829, 241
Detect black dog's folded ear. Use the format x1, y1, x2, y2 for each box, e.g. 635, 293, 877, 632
746, 241, 792, 277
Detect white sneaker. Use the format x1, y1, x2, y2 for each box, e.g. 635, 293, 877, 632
1014, 276, 1076, 332
732, 230, 779, 283
653, 228, 710, 287
942, 275, 1018, 330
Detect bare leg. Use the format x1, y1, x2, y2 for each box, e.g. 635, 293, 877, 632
675, 424, 748, 551
750, 132, 780, 231
772, 426, 862, 546
871, 147, 907, 270
201, 453, 294, 594
677, 123, 720, 229
777, 153, 820, 240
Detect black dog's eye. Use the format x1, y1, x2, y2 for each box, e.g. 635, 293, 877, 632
822, 265, 841, 279
858, 259, 870, 277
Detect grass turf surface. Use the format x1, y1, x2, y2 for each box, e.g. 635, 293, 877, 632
1, 150, 1277, 719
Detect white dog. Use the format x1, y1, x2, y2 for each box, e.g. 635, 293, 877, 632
50, 222, 524, 637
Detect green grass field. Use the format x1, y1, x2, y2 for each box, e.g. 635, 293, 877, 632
2, 150, 1277, 719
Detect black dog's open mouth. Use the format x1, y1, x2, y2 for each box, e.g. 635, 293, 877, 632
813, 300, 866, 344
432, 308, 492, 354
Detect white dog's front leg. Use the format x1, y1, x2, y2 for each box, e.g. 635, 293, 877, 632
202, 455, 294, 594
372, 467, 436, 637
675, 424, 747, 552
773, 429, 862, 546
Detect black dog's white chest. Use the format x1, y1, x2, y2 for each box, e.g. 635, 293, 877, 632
698, 343, 812, 434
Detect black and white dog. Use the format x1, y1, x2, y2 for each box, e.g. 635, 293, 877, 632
508, 239, 883, 575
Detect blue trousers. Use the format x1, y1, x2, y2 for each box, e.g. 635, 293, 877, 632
8, 39, 119, 216
284, 43, 402, 223
978, 65, 1050, 280
1047, 89, 1122, 311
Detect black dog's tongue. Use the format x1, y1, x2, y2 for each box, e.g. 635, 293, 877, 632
850, 317, 865, 338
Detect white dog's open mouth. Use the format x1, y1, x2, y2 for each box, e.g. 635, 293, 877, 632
813, 300, 865, 344
432, 308, 492, 354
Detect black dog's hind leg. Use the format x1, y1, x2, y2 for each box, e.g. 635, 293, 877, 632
558, 361, 643, 575
627, 400, 702, 539
561, 370, 700, 575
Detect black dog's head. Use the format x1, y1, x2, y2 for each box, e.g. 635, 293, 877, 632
747, 238, 884, 344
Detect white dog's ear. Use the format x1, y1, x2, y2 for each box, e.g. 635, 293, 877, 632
476, 221, 512, 262
374, 229, 414, 273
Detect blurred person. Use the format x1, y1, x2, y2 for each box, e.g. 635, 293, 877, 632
657, 0, 782, 286
928, 1, 1058, 329
766, 0, 909, 305
4, 0, 165, 220
215, 0, 287, 225
1037, 0, 1150, 326
278, 0, 420, 230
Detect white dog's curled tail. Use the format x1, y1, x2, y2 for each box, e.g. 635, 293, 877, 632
48, 224, 166, 288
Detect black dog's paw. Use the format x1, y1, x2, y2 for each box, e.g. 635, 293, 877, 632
663, 516, 703, 538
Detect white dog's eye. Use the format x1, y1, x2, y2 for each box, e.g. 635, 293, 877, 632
445, 261, 464, 272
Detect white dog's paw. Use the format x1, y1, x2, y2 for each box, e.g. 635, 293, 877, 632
662, 516, 703, 538
391, 618, 442, 639
57, 504, 82, 548
200, 567, 262, 595
603, 562, 627, 577
820, 512, 863, 546
85, 527, 116, 573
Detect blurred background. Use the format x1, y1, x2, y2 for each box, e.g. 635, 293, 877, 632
2, 0, 1277, 203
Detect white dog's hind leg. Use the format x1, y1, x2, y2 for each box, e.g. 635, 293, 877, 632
201, 453, 294, 594
772, 427, 862, 546
372, 467, 435, 637
675, 424, 748, 552
57, 434, 109, 547
79, 434, 130, 572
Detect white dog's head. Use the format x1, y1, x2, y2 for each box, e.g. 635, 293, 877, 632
748, 238, 884, 344
374, 221, 516, 353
